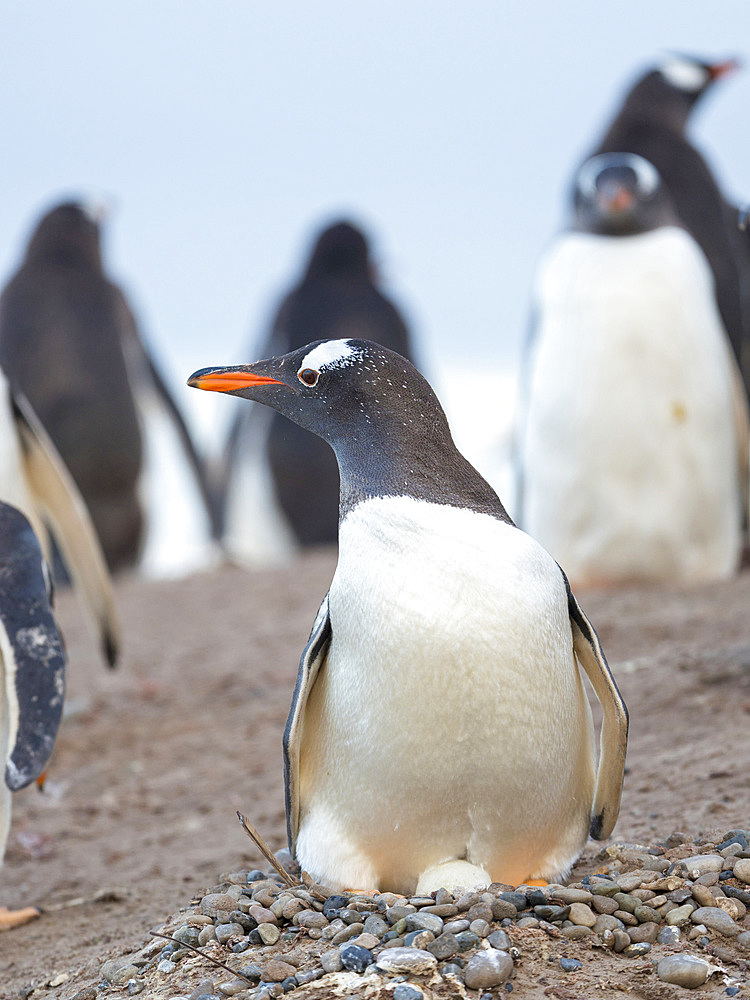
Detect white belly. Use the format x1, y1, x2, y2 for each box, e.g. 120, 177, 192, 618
520, 228, 742, 584
296, 497, 595, 891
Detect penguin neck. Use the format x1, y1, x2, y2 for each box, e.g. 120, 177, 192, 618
333, 422, 512, 524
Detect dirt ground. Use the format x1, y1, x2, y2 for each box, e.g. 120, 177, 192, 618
1, 550, 749, 999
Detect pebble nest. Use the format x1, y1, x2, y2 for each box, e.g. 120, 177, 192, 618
65, 830, 750, 999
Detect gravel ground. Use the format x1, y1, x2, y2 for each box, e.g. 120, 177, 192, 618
1, 551, 749, 998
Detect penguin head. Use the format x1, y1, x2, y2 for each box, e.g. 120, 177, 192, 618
622, 54, 739, 127
304, 221, 372, 281
189, 339, 446, 453
572, 153, 676, 236
190, 338, 506, 518
25, 200, 104, 270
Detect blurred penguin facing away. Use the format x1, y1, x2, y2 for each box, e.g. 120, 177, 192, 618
591, 53, 750, 396
190, 339, 628, 893
0, 201, 219, 578
221, 220, 415, 564
0, 502, 66, 928
518, 152, 749, 585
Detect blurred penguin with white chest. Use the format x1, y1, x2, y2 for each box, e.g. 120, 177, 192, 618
190, 339, 628, 894
518, 152, 748, 585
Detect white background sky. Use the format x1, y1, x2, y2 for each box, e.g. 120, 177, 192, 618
1, 2, 748, 439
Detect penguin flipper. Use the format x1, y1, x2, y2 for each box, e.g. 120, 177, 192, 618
564, 580, 628, 841
12, 393, 121, 667
283, 594, 331, 856
0, 503, 66, 795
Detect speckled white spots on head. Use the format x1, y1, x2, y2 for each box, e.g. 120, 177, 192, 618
300, 340, 359, 372
660, 56, 709, 93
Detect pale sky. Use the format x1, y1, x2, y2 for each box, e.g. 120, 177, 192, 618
2, 0, 748, 409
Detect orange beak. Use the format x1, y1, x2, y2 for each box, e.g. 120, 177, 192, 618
709, 58, 740, 80
188, 369, 286, 393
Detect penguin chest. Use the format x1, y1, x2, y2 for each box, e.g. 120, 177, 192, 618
296, 497, 594, 882
522, 228, 742, 582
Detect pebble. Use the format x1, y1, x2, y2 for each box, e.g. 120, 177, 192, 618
202, 894, 237, 918
257, 924, 281, 945
469, 918, 491, 938
681, 855, 724, 878
734, 858, 750, 883
261, 961, 297, 983
340, 945, 373, 972
657, 925, 681, 945
405, 912, 443, 936
393, 986, 424, 1000
559, 957, 582, 972
657, 955, 710, 989
690, 907, 741, 937
426, 932, 459, 959
320, 949, 343, 973
462, 949, 514, 989
561, 925, 591, 940
738, 931, 750, 951
157, 959, 176, 975
552, 887, 593, 904
623, 942, 651, 957
215, 922, 244, 944
568, 903, 596, 927
666, 904, 694, 926
376, 947, 438, 975
487, 929, 511, 950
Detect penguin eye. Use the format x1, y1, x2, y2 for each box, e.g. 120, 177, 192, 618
298, 368, 320, 387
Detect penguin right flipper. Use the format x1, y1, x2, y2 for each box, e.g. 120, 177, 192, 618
12, 393, 120, 667
0, 503, 67, 794
283, 594, 331, 856
564, 581, 628, 841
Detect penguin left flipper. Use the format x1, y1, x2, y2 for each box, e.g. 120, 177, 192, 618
283, 594, 331, 855
564, 580, 628, 840
12, 393, 120, 666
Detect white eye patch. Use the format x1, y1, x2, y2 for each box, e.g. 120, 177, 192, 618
660, 56, 708, 93
300, 340, 358, 371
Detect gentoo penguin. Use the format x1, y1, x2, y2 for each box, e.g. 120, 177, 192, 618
0, 201, 219, 575
0, 368, 120, 666
518, 152, 749, 585
221, 221, 414, 561
0, 502, 65, 929
591, 53, 750, 394
189, 339, 628, 893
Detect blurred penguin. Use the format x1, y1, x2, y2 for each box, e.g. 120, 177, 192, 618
221, 220, 415, 563
591, 53, 750, 395
518, 152, 748, 585
0, 200, 219, 578
0, 367, 120, 665
0, 502, 67, 928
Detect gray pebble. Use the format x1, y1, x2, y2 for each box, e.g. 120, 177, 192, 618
215, 922, 244, 944
340, 944, 373, 973
444, 919, 470, 934
568, 903, 596, 927
462, 949, 514, 990
376, 947, 438, 975
498, 892, 526, 910
681, 855, 724, 878
198, 924, 217, 946
734, 858, 750, 883
515, 917, 539, 929
612, 930, 630, 953
363, 914, 389, 937
426, 932, 459, 960
157, 959, 176, 975
690, 906, 741, 937
736, 930, 750, 951
657, 955, 710, 988
633, 904, 660, 924
593, 914, 622, 933
552, 887, 593, 905
403, 929, 435, 949
393, 986, 423, 1000
560, 925, 591, 940
487, 929, 511, 950
201, 893, 237, 918
469, 918, 491, 938
441, 962, 464, 982
628, 922, 659, 944
320, 949, 343, 973
592, 895, 618, 915
455, 930, 481, 951
559, 957, 582, 972
657, 925, 681, 945
666, 903, 694, 926
623, 942, 651, 957
405, 912, 443, 936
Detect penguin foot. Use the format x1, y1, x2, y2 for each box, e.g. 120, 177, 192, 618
522, 879, 549, 887
0, 906, 40, 931
415, 860, 491, 895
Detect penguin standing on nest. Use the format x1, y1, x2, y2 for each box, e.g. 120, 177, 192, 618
0, 200, 218, 576
190, 339, 628, 894
517, 153, 748, 585
0, 502, 67, 929
220, 221, 414, 562
591, 53, 750, 394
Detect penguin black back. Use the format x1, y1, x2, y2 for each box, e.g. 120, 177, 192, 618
0, 201, 143, 569
224, 222, 415, 548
